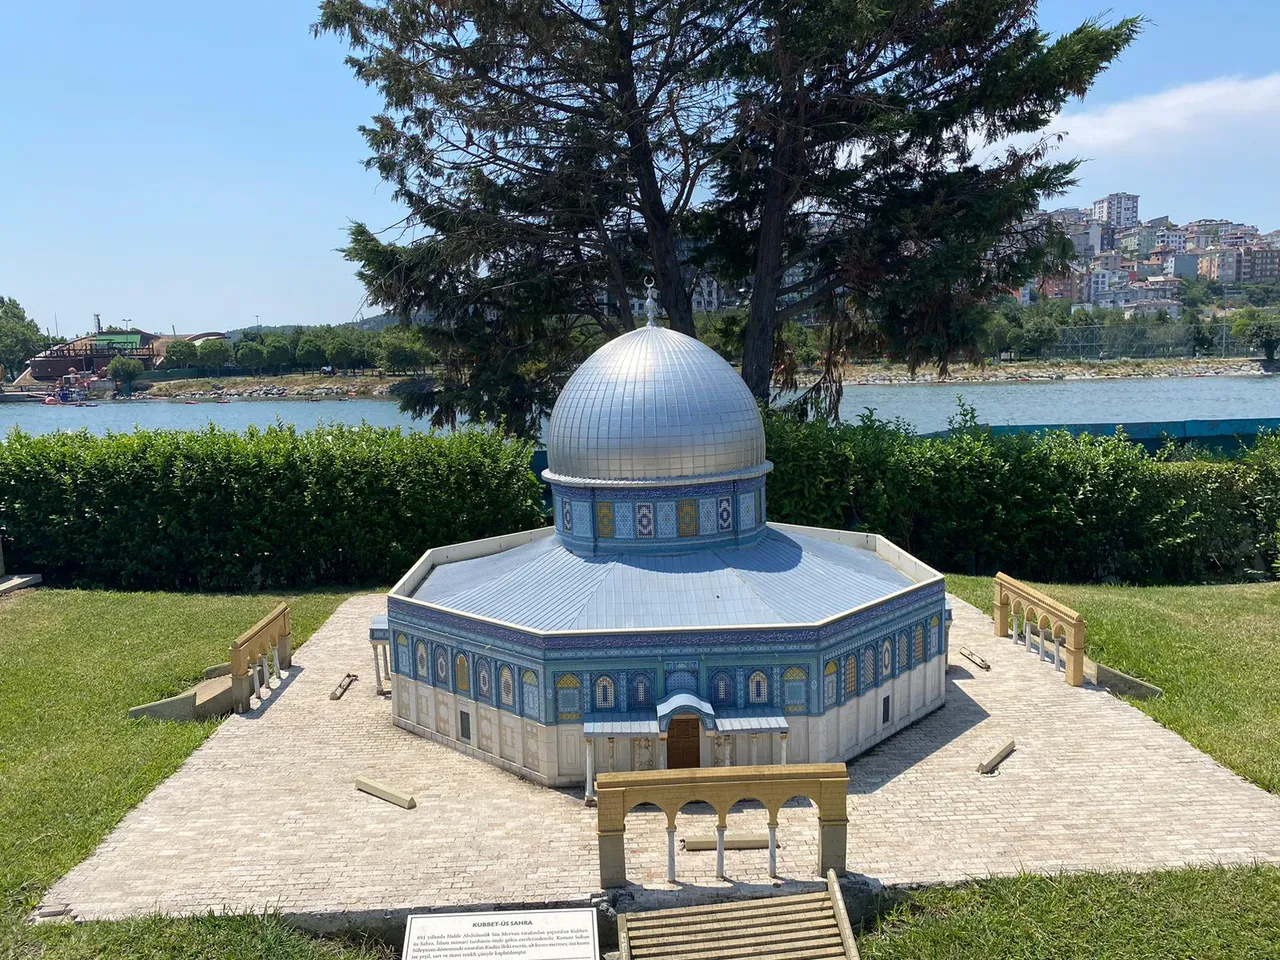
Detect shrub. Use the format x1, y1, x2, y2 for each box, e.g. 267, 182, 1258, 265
0, 424, 545, 591
763, 413, 1271, 584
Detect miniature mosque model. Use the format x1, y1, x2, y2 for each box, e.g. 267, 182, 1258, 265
376, 286, 950, 794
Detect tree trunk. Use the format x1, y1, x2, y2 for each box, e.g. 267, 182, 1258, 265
742, 123, 800, 399
610, 15, 694, 336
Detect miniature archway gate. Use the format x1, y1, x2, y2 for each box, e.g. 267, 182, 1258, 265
594, 763, 849, 888
993, 572, 1086, 686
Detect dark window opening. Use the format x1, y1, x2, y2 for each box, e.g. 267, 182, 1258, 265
459, 710, 471, 741
881, 696, 891, 725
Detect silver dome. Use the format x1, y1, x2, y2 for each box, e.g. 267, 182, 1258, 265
546, 324, 766, 482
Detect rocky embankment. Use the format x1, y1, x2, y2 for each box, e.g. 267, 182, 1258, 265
817, 357, 1268, 387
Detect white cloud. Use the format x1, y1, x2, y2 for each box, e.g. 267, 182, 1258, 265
1043, 73, 1280, 157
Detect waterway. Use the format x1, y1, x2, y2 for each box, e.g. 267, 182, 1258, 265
2, 374, 1277, 438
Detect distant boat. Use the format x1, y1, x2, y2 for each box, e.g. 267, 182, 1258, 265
216, 398, 231, 404
184, 399, 200, 405
42, 396, 59, 406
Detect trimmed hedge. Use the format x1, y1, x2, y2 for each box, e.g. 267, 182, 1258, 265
764, 415, 1279, 585
2, 420, 1277, 590
0, 424, 545, 591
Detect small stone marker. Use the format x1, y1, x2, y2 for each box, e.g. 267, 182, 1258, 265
355, 776, 416, 809
330, 673, 358, 700
977, 739, 1016, 775
960, 647, 991, 670
403, 907, 598, 960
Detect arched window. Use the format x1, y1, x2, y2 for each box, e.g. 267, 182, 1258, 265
395, 634, 411, 675
824, 661, 838, 707
415, 641, 428, 680
783, 667, 806, 712
633, 674, 651, 706
929, 614, 941, 656
556, 674, 582, 720
711, 672, 733, 705
914, 624, 925, 663
881, 639, 893, 678
521, 670, 539, 719
455, 654, 470, 694
862, 647, 875, 689
844, 655, 857, 696
435, 649, 449, 685
748, 671, 768, 704
499, 666, 515, 707
595, 676, 614, 710
477, 659, 492, 701
897, 632, 908, 672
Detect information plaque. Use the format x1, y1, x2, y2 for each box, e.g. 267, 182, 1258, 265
402, 907, 599, 960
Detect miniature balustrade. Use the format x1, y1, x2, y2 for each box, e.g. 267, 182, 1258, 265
229, 603, 292, 713
993, 573, 1085, 686
594, 764, 849, 888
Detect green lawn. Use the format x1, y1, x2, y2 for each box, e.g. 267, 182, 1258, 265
861, 866, 1280, 959
947, 576, 1280, 795
0, 587, 389, 958
3, 583, 1280, 959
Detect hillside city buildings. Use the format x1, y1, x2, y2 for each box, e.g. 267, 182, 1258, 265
1036, 192, 1279, 318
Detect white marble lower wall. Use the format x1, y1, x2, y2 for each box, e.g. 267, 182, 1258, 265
391, 657, 946, 786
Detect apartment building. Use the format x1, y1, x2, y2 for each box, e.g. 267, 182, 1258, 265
1092, 193, 1140, 229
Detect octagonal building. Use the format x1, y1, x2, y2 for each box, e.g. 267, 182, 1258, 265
380, 309, 949, 791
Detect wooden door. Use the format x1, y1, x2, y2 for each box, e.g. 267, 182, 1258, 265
667, 717, 701, 769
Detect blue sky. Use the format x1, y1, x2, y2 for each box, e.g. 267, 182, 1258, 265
2, 1, 1278, 336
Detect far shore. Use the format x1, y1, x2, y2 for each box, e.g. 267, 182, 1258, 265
119, 356, 1274, 402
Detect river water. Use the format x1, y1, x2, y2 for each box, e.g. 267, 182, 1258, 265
2, 375, 1277, 438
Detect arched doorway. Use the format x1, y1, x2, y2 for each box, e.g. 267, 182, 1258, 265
666, 715, 701, 769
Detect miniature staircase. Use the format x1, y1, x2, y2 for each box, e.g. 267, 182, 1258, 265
128, 675, 233, 722
618, 872, 859, 960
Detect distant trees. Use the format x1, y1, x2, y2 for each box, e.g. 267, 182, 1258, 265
106, 355, 145, 394
164, 339, 198, 370
196, 338, 233, 373
295, 334, 327, 371
235, 340, 267, 374
0, 297, 47, 380
263, 337, 292, 373
1231, 307, 1280, 362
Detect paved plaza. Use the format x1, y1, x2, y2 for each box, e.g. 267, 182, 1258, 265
42, 593, 1280, 926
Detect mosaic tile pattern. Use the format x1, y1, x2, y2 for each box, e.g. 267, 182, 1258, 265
613, 500, 635, 540
595, 502, 615, 539
560, 496, 572, 532
635, 502, 654, 538
571, 501, 593, 537
717, 496, 733, 532
697, 498, 717, 536
656, 501, 678, 539
738, 491, 756, 529
677, 499, 698, 537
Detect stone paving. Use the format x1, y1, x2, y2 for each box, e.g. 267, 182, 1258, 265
43, 593, 1280, 926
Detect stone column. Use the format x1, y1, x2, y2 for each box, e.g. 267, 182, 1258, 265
749, 733, 758, 765
779, 732, 788, 765
584, 737, 596, 804
994, 582, 1009, 638
666, 827, 677, 883
372, 644, 384, 695
657, 735, 667, 770
715, 824, 726, 879
599, 831, 627, 888
768, 820, 778, 878
818, 821, 847, 877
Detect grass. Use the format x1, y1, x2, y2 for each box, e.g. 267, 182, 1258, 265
3, 581, 1279, 958
860, 866, 1280, 959
947, 575, 1280, 794
0, 587, 389, 959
